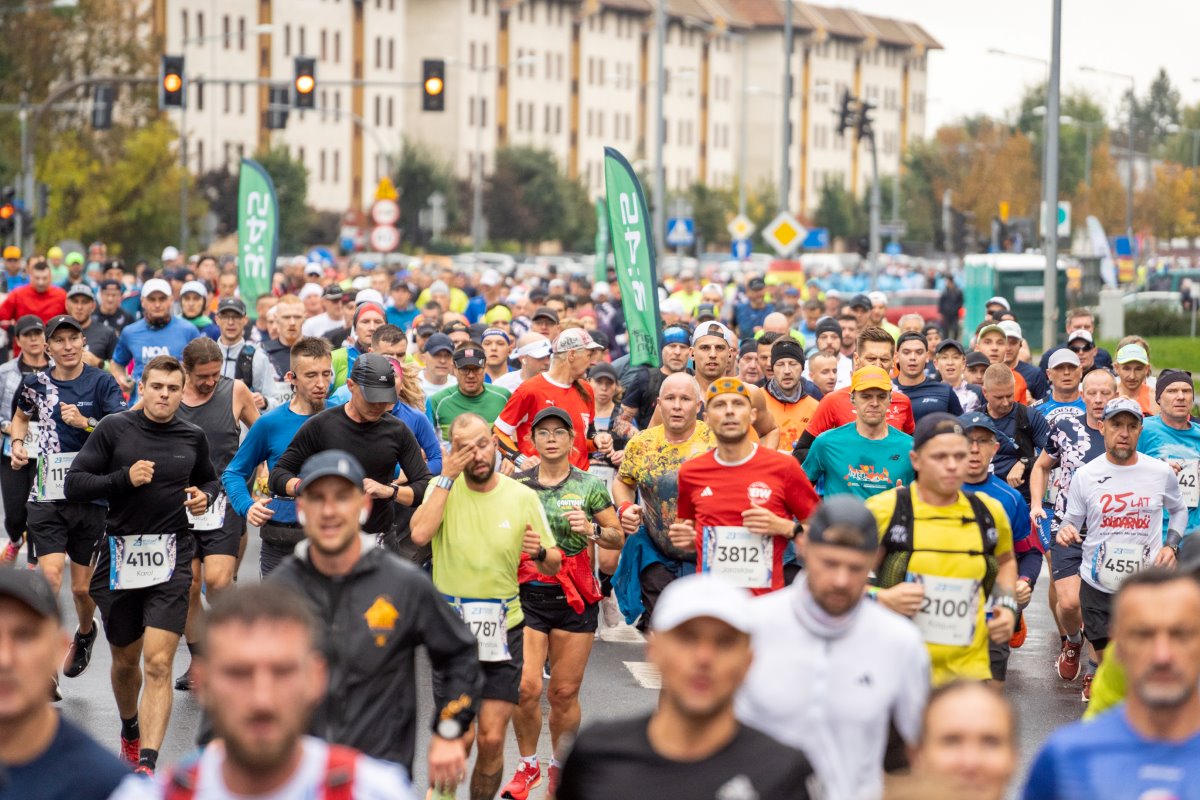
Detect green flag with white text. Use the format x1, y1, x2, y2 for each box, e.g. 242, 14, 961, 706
237, 158, 278, 320
603, 147, 660, 368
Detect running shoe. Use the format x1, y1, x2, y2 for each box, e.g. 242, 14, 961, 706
120, 735, 140, 765
1081, 673, 1093, 703
500, 762, 543, 800
174, 666, 194, 691
547, 763, 562, 798
0, 540, 20, 566
63, 625, 98, 678
1009, 613, 1028, 649
134, 764, 155, 777
1056, 638, 1082, 681
600, 594, 623, 629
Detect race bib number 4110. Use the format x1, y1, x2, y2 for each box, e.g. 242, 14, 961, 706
109, 534, 177, 590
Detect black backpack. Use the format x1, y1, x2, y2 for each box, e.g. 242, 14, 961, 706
234, 344, 256, 389
876, 486, 1001, 596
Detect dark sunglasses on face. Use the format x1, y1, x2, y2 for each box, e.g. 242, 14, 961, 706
1069, 344, 1095, 353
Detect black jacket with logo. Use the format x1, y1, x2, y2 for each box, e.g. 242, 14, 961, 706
270, 536, 482, 771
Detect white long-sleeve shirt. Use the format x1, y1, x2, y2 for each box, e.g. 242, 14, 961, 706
736, 578, 930, 800
1063, 452, 1186, 593
216, 337, 280, 409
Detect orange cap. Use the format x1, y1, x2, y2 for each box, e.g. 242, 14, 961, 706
850, 366, 893, 393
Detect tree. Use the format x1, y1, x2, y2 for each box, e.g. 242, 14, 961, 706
252, 146, 309, 254
196, 168, 239, 239
486, 147, 568, 247
394, 138, 460, 247
1163, 102, 1200, 168
1015, 84, 1107, 206
37, 119, 207, 260
1073, 141, 1127, 235
1137, 164, 1198, 239
1119, 68, 1181, 154
558, 177, 597, 252
814, 180, 861, 241
685, 182, 735, 251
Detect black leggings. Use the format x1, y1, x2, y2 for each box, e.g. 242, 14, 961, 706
0, 458, 35, 542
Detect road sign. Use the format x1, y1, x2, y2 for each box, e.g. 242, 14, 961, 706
885, 242, 902, 256
731, 238, 752, 260
762, 212, 806, 257
374, 176, 398, 201
1040, 200, 1072, 238
879, 220, 908, 237
727, 214, 755, 241
665, 217, 695, 248
369, 224, 400, 252
802, 228, 830, 250
371, 198, 400, 226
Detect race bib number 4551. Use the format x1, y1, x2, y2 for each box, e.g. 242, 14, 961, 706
702, 526, 771, 589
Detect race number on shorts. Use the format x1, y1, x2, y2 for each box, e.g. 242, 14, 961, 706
702, 526, 771, 589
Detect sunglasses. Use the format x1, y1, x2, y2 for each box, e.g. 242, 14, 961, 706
1068, 344, 1095, 353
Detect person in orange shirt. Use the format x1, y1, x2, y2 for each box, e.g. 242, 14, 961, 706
1113, 339, 1158, 416
761, 338, 819, 453
974, 322, 1027, 404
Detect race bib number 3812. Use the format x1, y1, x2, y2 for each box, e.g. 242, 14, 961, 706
702, 526, 771, 589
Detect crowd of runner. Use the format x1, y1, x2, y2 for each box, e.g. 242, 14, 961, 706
0, 244, 1197, 799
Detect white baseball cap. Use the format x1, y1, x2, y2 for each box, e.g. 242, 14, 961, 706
180, 280, 208, 298
298, 283, 323, 301
140, 278, 172, 299
868, 291, 888, 306
355, 288, 385, 308
480, 269, 502, 288
651, 574, 752, 634
160, 246, 180, 262
1047, 349, 1081, 369
304, 261, 324, 276
998, 320, 1022, 340
690, 321, 736, 348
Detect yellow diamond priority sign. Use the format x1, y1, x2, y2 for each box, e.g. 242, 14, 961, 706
727, 213, 755, 241
763, 212, 806, 257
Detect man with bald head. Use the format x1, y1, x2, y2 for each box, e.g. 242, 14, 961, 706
612, 372, 717, 629
761, 312, 792, 338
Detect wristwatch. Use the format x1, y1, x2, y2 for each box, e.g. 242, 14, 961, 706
389, 483, 400, 501
992, 594, 1019, 620
533, 546, 547, 562
589, 523, 602, 541
1167, 542, 1181, 557
435, 475, 454, 491
436, 718, 463, 740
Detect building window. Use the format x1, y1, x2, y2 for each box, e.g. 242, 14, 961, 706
479, 98, 487, 128
321, 29, 327, 60
223, 83, 231, 113
284, 24, 291, 56
482, 43, 489, 69
221, 15, 230, 48
374, 37, 381, 68
545, 104, 552, 134
298, 26, 305, 55
388, 39, 395, 70
556, 106, 562, 134
181, 10, 188, 42
320, 150, 326, 182
238, 17, 246, 51
387, 97, 394, 127
334, 151, 340, 183
469, 97, 475, 127
239, 84, 246, 115
196, 82, 205, 111
196, 11, 204, 40
374, 94, 381, 126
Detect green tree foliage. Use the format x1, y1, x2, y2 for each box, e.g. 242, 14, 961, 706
1015, 84, 1107, 198
252, 146, 309, 254
394, 138, 460, 247
486, 146, 593, 249
684, 182, 735, 252
1122, 68, 1181, 153
37, 119, 206, 260
814, 180, 862, 241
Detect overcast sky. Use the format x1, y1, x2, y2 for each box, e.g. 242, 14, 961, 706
838, 0, 1200, 133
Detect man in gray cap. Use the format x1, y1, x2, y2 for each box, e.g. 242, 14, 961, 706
736, 496, 930, 800
64, 283, 117, 367
0, 571, 130, 798
213, 296, 278, 410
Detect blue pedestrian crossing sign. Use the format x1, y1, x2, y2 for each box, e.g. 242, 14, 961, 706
732, 238, 752, 260
666, 217, 695, 248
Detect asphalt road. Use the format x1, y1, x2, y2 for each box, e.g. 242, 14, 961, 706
36, 531, 1081, 798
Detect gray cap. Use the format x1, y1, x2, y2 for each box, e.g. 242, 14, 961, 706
0, 570, 60, 620
298, 450, 366, 493
67, 283, 95, 300
805, 495, 879, 552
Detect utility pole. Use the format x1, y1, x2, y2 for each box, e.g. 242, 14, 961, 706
179, 99, 189, 252
653, 0, 666, 262
1042, 0, 1062, 353
780, 0, 793, 211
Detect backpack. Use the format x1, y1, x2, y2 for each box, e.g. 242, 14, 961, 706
164, 743, 357, 800
876, 486, 1001, 597
234, 344, 256, 389
1011, 403, 1036, 462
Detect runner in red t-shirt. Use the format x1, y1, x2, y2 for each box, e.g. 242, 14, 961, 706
495, 328, 604, 471
672, 377, 818, 594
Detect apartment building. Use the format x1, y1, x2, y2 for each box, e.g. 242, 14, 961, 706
153, 0, 938, 222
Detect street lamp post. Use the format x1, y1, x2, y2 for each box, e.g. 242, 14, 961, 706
1081, 64, 1135, 239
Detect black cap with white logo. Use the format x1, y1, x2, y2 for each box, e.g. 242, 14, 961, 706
349, 353, 397, 403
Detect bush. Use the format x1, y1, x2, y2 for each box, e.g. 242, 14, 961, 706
1124, 307, 1190, 337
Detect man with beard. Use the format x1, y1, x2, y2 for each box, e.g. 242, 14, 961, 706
1138, 369, 1200, 562
761, 338, 818, 453
612, 374, 716, 628
108, 583, 418, 800
670, 377, 817, 595
110, 279, 200, 397
411, 413, 560, 800
736, 496, 929, 800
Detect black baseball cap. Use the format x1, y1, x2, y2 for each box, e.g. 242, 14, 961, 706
216, 297, 248, 317
298, 450, 366, 493
424, 333, 454, 356
416, 323, 438, 338
532, 307, 559, 323
896, 331, 928, 350
805, 495, 879, 553
965, 351, 990, 368
912, 412, 966, 450
349, 353, 398, 402
814, 316, 842, 339
848, 293, 872, 311
15, 315, 44, 336
747, 276, 767, 291
453, 345, 486, 369
934, 338, 965, 355
322, 284, 345, 301
45, 314, 83, 338
589, 362, 618, 382
0, 570, 60, 621
443, 320, 470, 336
532, 406, 574, 431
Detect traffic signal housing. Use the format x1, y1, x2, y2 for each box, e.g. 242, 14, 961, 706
293, 57, 316, 109
834, 90, 854, 136
855, 99, 875, 141
422, 59, 445, 112
92, 84, 115, 130
160, 55, 185, 109
0, 188, 15, 238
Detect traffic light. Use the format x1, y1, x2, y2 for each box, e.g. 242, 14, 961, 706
422, 59, 445, 112
0, 187, 15, 238
160, 55, 185, 109
834, 89, 854, 136
266, 84, 290, 130
293, 57, 316, 109
92, 84, 115, 130
855, 99, 875, 141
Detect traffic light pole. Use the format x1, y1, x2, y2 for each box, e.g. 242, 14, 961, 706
179, 100, 189, 251
868, 134, 881, 291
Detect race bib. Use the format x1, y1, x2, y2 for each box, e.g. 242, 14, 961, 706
453, 599, 510, 662
35, 451, 76, 502
109, 534, 177, 590
3, 421, 41, 459
588, 464, 616, 492
702, 526, 771, 589
1044, 466, 1062, 507
187, 492, 228, 530
1173, 460, 1199, 508
908, 572, 980, 647
1093, 539, 1146, 592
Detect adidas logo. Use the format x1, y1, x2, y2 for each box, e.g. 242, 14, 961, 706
700, 486, 714, 497
499, 520, 511, 529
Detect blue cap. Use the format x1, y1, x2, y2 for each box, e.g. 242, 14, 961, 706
662, 327, 690, 347
958, 411, 998, 436
298, 450, 366, 493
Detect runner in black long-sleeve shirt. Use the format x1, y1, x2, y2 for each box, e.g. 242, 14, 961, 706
64, 355, 219, 776
270, 354, 432, 549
